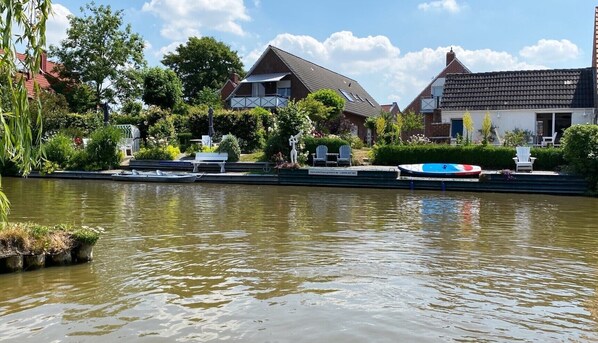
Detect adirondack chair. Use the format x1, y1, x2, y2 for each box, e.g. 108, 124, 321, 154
541, 131, 557, 147
337, 144, 352, 166
513, 146, 536, 172
312, 145, 328, 166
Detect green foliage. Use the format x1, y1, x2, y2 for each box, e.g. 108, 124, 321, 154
303, 89, 347, 134
303, 136, 350, 154
217, 135, 241, 162
177, 132, 193, 152
71, 227, 101, 245
308, 89, 345, 117
264, 102, 312, 158
51, 81, 97, 113
372, 144, 564, 171
134, 145, 180, 160
503, 128, 533, 147
192, 86, 223, 108
0, 0, 51, 223
43, 112, 103, 137
463, 111, 474, 145
481, 112, 492, 145
43, 134, 75, 168
49, 2, 146, 104
401, 111, 425, 133
298, 96, 330, 125
374, 111, 401, 145
148, 117, 177, 145
84, 126, 123, 170
162, 36, 244, 101
122, 100, 143, 116
142, 67, 183, 109
187, 108, 268, 152
561, 124, 598, 190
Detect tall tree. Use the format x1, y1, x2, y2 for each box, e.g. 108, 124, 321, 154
142, 67, 183, 109
162, 37, 244, 101
0, 0, 51, 223
49, 2, 146, 106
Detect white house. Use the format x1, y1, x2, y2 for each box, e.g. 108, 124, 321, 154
439, 68, 596, 145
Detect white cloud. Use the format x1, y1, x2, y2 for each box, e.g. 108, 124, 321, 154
246, 32, 553, 107
142, 0, 250, 41
46, 3, 72, 47
519, 39, 580, 63
418, 0, 462, 13
155, 41, 183, 59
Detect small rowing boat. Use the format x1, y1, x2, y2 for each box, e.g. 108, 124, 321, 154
112, 170, 197, 183
398, 163, 482, 178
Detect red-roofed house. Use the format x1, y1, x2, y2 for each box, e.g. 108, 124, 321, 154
381, 102, 400, 117
15, 51, 61, 97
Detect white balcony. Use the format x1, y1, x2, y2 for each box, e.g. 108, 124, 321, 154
230, 96, 289, 109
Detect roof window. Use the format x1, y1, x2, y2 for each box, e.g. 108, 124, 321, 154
365, 98, 375, 107
339, 89, 354, 102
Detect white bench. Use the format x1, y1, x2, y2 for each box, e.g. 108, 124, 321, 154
191, 152, 228, 173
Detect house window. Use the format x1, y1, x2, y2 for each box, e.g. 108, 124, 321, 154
339, 89, 354, 102
277, 87, 291, 98
365, 98, 375, 107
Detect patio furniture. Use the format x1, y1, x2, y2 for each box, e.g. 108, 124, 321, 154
337, 144, 352, 166
513, 146, 536, 172
312, 145, 328, 166
541, 132, 557, 147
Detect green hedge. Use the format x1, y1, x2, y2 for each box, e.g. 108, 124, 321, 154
187, 109, 269, 153
303, 136, 350, 154
372, 144, 565, 171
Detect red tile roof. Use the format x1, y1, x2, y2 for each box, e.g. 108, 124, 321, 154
14, 52, 61, 97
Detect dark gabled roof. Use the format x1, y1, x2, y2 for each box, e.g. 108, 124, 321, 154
267, 46, 381, 117
441, 68, 595, 111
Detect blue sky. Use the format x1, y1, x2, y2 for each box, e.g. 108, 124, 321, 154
47, 0, 597, 109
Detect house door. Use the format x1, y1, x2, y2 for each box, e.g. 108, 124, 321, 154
451, 119, 463, 138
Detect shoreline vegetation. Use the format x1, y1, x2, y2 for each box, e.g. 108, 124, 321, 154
0, 223, 102, 273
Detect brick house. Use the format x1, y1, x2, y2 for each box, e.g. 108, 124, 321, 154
403, 48, 471, 141
225, 45, 381, 141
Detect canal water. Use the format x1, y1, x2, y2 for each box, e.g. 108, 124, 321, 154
1, 177, 598, 342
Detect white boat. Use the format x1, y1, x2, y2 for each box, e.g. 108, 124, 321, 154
112, 170, 197, 183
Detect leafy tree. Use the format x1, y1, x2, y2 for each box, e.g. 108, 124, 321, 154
463, 111, 474, 145
193, 86, 222, 109
0, 0, 51, 223
561, 124, 598, 191
297, 97, 330, 125
481, 111, 492, 145
307, 89, 345, 120
162, 36, 244, 101
49, 2, 146, 105
142, 67, 183, 109
401, 111, 424, 133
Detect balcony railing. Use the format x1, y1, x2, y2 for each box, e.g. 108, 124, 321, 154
421, 96, 441, 113
230, 95, 289, 109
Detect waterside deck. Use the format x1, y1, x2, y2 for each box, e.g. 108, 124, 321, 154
26, 161, 590, 196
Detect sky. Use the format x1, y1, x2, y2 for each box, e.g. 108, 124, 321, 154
46, 0, 598, 109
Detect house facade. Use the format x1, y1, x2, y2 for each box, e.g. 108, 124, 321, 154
403, 48, 471, 140
440, 68, 596, 145
226, 45, 381, 140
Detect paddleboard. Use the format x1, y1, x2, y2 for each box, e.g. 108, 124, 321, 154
398, 163, 482, 178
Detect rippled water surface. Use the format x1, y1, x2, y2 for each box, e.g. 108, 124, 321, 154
1, 177, 598, 342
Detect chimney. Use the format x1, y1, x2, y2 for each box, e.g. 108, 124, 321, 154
41, 50, 48, 73
446, 47, 455, 66
229, 71, 240, 85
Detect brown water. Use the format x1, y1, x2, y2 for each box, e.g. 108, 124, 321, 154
1, 177, 598, 342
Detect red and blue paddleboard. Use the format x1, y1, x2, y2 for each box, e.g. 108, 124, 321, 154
398, 163, 482, 178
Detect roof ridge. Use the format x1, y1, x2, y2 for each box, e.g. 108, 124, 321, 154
269, 45, 360, 84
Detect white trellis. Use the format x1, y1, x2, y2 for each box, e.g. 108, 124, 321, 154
115, 124, 140, 156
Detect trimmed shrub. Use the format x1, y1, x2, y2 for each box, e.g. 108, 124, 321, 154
217, 135, 241, 162
134, 145, 180, 160
303, 136, 350, 154
561, 124, 598, 190
371, 144, 564, 171
187, 108, 269, 153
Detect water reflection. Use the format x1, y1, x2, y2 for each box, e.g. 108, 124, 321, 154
1, 177, 598, 342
